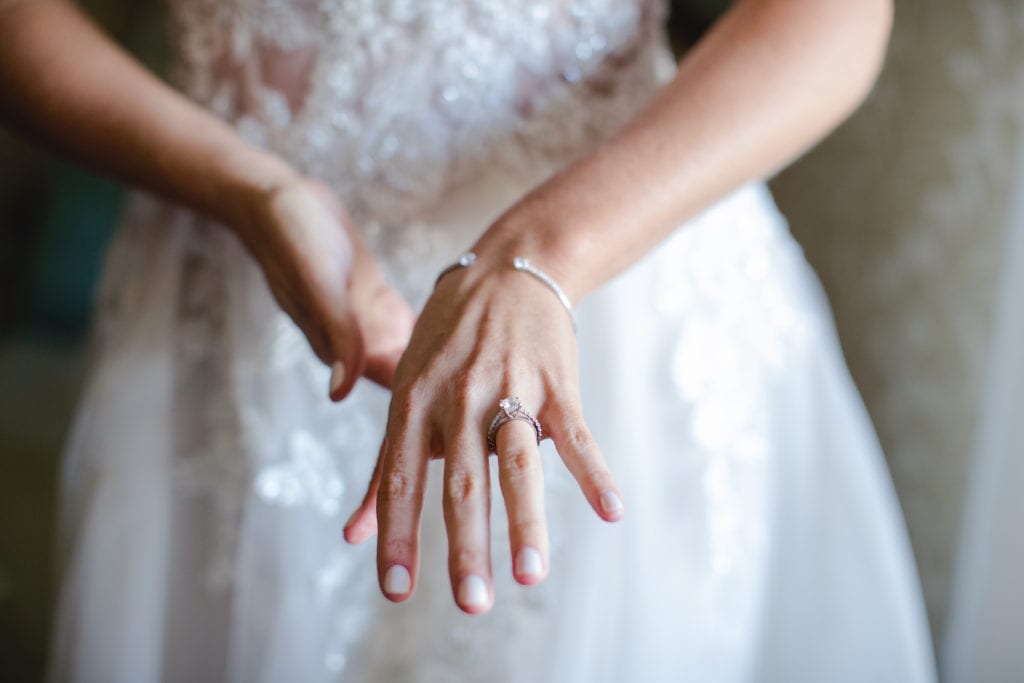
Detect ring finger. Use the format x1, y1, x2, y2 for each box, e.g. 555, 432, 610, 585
495, 418, 549, 586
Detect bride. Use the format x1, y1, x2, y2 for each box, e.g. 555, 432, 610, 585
0, 0, 935, 680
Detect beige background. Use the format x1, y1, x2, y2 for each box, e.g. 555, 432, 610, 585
772, 0, 1024, 638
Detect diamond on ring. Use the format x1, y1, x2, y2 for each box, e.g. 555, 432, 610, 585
499, 397, 522, 417
487, 396, 542, 454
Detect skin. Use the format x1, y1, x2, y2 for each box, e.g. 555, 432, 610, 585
0, 0, 893, 615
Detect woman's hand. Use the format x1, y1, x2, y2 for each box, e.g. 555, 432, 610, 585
235, 175, 415, 398
343, 252, 625, 614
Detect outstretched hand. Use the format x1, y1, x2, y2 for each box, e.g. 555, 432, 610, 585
236, 175, 415, 397
342, 253, 625, 614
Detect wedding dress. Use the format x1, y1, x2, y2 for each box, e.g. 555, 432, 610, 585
943, 116, 1024, 682
49, 1, 936, 681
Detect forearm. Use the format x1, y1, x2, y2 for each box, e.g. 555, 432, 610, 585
472, 0, 892, 302
0, 0, 293, 230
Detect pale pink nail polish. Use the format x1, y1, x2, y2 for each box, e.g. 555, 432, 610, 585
329, 361, 346, 396
383, 565, 411, 595
458, 575, 489, 608
515, 547, 543, 579
600, 490, 624, 516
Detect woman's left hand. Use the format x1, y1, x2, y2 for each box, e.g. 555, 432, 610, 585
343, 251, 625, 614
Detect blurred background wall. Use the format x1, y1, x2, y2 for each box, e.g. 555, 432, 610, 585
1, 0, 1021, 679
772, 0, 1024, 640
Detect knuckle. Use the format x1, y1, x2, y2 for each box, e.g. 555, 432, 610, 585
500, 447, 539, 481
564, 424, 597, 455
381, 470, 415, 502
444, 468, 480, 507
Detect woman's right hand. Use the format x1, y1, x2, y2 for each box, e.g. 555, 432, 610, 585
233, 174, 415, 400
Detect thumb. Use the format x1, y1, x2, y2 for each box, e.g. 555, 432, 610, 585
324, 301, 367, 402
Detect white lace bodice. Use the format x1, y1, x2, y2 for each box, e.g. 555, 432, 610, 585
168, 0, 669, 227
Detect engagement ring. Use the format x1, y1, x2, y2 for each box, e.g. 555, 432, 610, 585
486, 396, 542, 454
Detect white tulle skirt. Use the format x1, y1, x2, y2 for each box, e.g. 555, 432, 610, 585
49, 175, 935, 682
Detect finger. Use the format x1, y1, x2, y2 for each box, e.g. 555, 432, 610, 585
346, 427, 436, 541
324, 300, 367, 402
352, 275, 414, 391
363, 348, 403, 389
375, 395, 430, 602
443, 420, 493, 614
495, 420, 548, 586
545, 402, 625, 522
344, 439, 385, 544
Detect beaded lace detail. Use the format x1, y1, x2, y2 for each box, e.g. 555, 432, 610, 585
168, 0, 667, 226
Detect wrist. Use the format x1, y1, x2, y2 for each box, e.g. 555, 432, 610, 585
469, 208, 598, 304
214, 145, 299, 237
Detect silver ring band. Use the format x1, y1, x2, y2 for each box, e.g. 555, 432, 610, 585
486, 396, 542, 454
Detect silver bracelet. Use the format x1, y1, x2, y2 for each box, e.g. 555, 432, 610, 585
512, 257, 577, 333
434, 251, 476, 287
433, 252, 578, 333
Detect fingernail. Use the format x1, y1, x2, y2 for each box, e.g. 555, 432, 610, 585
515, 547, 543, 579
329, 361, 346, 396
600, 490, 624, 516
383, 565, 411, 595
458, 575, 489, 608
